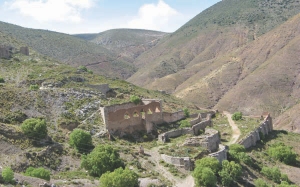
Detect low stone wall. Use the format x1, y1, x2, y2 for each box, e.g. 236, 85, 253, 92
161, 154, 192, 170
163, 110, 185, 123
158, 115, 213, 142
87, 84, 110, 94
209, 144, 228, 163
190, 113, 202, 126
239, 114, 273, 149
192, 119, 212, 135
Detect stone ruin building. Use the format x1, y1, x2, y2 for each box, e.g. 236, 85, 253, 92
100, 99, 185, 136
0, 45, 29, 59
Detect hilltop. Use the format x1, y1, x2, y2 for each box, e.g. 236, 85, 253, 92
127, 0, 300, 119
0, 22, 136, 79
75, 29, 167, 63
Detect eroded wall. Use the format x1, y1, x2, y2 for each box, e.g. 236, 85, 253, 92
239, 114, 273, 149
209, 144, 228, 163
161, 154, 192, 170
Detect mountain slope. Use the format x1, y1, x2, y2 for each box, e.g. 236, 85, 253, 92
75, 29, 167, 62
0, 22, 135, 79
127, 0, 300, 116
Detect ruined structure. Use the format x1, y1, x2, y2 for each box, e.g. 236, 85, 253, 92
182, 128, 220, 152
158, 113, 213, 142
0, 45, 12, 59
100, 99, 185, 136
20, 46, 29, 56
238, 114, 273, 149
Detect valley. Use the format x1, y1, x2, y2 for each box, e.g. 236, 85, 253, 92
1, 0, 300, 186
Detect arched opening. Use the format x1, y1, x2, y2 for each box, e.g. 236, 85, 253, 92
133, 111, 139, 117
140, 109, 145, 119
124, 112, 130, 119
155, 107, 161, 113
147, 108, 153, 115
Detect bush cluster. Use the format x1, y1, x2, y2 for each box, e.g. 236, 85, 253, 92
21, 118, 48, 138
231, 112, 242, 121
267, 143, 297, 165
99, 168, 139, 187
179, 119, 190, 128
228, 144, 252, 165
130, 95, 141, 105
24, 167, 51, 181
1, 167, 14, 183
69, 129, 93, 152
81, 145, 124, 177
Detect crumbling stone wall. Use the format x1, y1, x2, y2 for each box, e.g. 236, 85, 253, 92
209, 144, 228, 163
158, 113, 213, 142
20, 46, 29, 56
87, 84, 110, 95
190, 113, 202, 126
0, 46, 11, 59
100, 99, 164, 135
161, 154, 192, 170
239, 114, 273, 149
162, 110, 185, 123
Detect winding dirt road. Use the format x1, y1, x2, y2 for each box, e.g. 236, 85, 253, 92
223, 111, 241, 144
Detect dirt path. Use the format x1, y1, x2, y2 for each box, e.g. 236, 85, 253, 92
223, 111, 241, 144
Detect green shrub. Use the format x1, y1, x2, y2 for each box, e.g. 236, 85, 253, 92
69, 129, 93, 152
183, 108, 190, 117
21, 118, 47, 138
25, 167, 50, 181
130, 95, 141, 105
254, 178, 270, 187
229, 144, 246, 153
78, 65, 88, 72
219, 160, 242, 186
261, 167, 283, 183
232, 112, 242, 121
81, 145, 124, 177
267, 143, 297, 165
179, 119, 190, 128
30, 84, 39, 90
1, 167, 14, 183
99, 167, 138, 187
0, 77, 5, 83
193, 167, 217, 187
87, 70, 93, 74
194, 157, 221, 174
277, 181, 298, 187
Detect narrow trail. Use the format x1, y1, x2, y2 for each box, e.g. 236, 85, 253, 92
145, 147, 195, 187
223, 111, 241, 144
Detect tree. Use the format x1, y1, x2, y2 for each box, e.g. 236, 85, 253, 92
231, 112, 242, 121
25, 167, 50, 181
1, 167, 14, 183
253, 178, 270, 187
229, 144, 252, 165
219, 160, 242, 186
267, 143, 297, 165
99, 167, 139, 187
81, 145, 124, 177
260, 166, 290, 184
130, 95, 141, 105
69, 129, 93, 152
194, 157, 221, 174
193, 167, 217, 187
183, 108, 190, 117
21, 118, 47, 138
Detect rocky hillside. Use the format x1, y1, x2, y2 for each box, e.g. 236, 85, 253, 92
75, 29, 167, 63
0, 21, 136, 79
127, 0, 300, 119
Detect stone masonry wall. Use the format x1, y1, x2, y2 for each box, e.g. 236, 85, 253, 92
239, 114, 273, 149
209, 144, 228, 163
0, 46, 11, 59
87, 84, 110, 94
162, 111, 185, 123
161, 154, 192, 170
